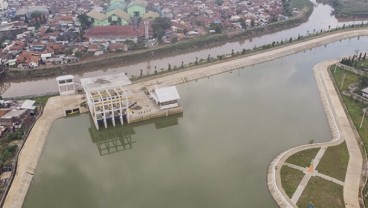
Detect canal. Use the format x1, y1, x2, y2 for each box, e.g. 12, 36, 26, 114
1, 1, 366, 97
22, 36, 368, 207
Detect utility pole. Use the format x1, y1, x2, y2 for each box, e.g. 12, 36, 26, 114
340, 73, 346, 90
360, 108, 367, 129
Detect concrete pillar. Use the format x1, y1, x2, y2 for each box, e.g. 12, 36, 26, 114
103, 117, 107, 128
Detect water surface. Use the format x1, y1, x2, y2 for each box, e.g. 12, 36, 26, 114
23, 37, 368, 207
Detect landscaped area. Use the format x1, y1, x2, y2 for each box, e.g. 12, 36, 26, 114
280, 166, 305, 198
317, 142, 349, 181
285, 148, 319, 167
297, 176, 345, 208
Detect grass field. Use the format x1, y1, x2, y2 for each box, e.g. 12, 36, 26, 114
285, 148, 320, 167
319, 0, 368, 17
280, 166, 305, 198
317, 142, 349, 181
297, 176, 344, 208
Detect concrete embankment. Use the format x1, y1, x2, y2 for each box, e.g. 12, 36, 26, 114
267, 60, 363, 208
5, 29, 368, 208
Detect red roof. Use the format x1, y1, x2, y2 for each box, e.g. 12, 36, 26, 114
84, 26, 144, 38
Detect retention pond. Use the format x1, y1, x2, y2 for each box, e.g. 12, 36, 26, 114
22, 37, 368, 207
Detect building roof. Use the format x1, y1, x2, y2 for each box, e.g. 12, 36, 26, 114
84, 26, 144, 38
128, 0, 148, 8
20, 100, 36, 110
142, 11, 160, 20
1, 109, 27, 119
0, 109, 11, 117
154, 86, 180, 103
56, 74, 74, 81
362, 87, 368, 94
87, 9, 105, 21
106, 1, 127, 12
105, 9, 130, 21
80, 73, 131, 91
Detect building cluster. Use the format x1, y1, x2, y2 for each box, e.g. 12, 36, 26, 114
0, 99, 36, 137
0, 0, 292, 69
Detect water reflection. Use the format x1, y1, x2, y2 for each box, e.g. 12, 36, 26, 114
89, 113, 183, 156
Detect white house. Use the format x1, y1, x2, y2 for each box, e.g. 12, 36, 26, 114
151, 86, 180, 110
362, 87, 368, 98
56, 75, 76, 96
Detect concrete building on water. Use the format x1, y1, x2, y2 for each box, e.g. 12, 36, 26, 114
80, 73, 132, 130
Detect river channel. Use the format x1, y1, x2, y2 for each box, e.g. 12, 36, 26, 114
1, 1, 367, 97
22, 36, 368, 207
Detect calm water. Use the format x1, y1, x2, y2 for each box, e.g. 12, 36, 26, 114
22, 37, 368, 207
2, 2, 367, 97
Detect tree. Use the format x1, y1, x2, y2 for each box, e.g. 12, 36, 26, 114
251, 19, 255, 27
78, 14, 93, 30
361, 76, 368, 88
24, 15, 29, 24
209, 23, 222, 33
152, 17, 172, 42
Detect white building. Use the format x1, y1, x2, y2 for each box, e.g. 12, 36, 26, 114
362, 87, 368, 98
81, 73, 132, 129
0, 0, 8, 11
56, 75, 76, 96
151, 86, 180, 110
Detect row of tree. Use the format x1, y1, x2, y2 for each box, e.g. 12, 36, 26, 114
340, 52, 367, 67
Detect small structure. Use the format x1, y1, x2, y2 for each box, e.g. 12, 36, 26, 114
56, 75, 75, 96
0, 109, 27, 126
362, 87, 368, 98
81, 73, 132, 129
151, 86, 180, 110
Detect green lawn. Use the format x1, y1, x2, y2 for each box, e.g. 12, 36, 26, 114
338, 0, 368, 17
33, 95, 54, 107
331, 66, 361, 91
285, 148, 320, 167
297, 176, 344, 208
280, 165, 305, 198
291, 0, 313, 10
317, 142, 349, 181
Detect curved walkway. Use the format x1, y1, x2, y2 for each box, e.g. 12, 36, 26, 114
5, 29, 368, 208
267, 60, 363, 208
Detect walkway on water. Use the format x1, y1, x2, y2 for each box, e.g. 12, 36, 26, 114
5, 29, 368, 207
267, 60, 363, 208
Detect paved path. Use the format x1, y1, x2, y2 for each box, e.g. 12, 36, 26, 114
4, 95, 84, 208
267, 60, 364, 208
290, 147, 326, 204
